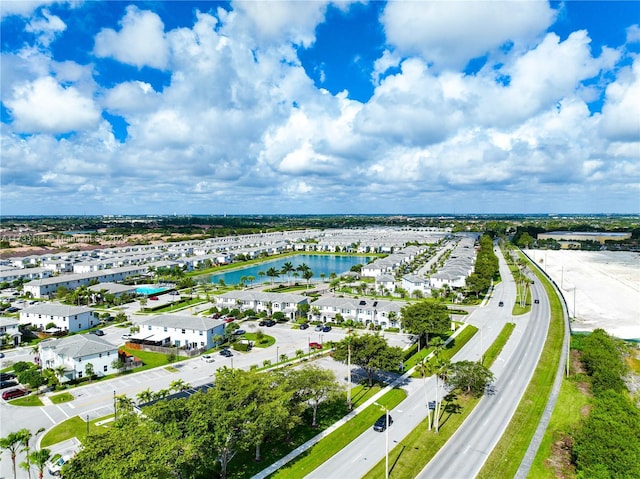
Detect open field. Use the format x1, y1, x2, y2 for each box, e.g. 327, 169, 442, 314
525, 250, 640, 340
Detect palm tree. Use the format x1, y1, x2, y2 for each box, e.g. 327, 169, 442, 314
136, 388, 154, 404
302, 269, 313, 289
281, 262, 295, 285
247, 275, 256, 288
19, 428, 33, 479
266, 267, 279, 285
258, 271, 266, 283
28, 448, 51, 479
416, 358, 432, 430
0, 430, 26, 479
169, 379, 191, 392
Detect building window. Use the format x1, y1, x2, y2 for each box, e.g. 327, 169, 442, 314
164, 327, 168, 332
103, 365, 108, 372
78, 372, 83, 378
181, 329, 186, 334
199, 331, 203, 336
99, 353, 102, 358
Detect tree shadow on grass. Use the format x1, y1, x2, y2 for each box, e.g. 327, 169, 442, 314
437, 392, 463, 429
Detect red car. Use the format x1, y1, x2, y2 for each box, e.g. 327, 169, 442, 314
309, 342, 323, 350
223, 317, 235, 323
149, 296, 159, 300
2, 388, 28, 401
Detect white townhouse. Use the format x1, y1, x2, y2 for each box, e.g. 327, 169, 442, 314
401, 274, 431, 296
375, 274, 397, 294
214, 291, 309, 320
311, 297, 404, 329
0, 316, 22, 347
38, 335, 120, 381
133, 314, 226, 350
23, 265, 148, 298
20, 304, 98, 333
0, 267, 53, 283
429, 271, 468, 289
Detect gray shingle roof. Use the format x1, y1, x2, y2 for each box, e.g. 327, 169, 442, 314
39, 335, 118, 359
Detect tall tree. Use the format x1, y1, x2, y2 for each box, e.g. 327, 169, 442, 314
446, 360, 494, 397
28, 448, 51, 479
281, 262, 295, 285
265, 267, 280, 285
332, 334, 404, 387
288, 365, 340, 427
400, 301, 451, 349
0, 431, 26, 479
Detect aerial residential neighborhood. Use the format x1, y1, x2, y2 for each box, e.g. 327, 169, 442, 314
1, 0, 638, 477
1, 215, 638, 478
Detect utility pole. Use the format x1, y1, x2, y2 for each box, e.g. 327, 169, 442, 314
347, 339, 352, 410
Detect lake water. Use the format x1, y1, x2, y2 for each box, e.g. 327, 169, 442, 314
207, 254, 374, 285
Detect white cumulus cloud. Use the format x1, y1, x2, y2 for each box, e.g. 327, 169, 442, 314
93, 5, 168, 69
5, 76, 100, 134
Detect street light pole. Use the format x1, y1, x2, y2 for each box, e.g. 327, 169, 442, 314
113, 390, 117, 421
374, 402, 389, 479
347, 339, 352, 410
276, 346, 279, 367
86, 415, 89, 439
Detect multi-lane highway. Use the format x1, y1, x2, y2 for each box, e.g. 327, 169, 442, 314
306, 250, 550, 479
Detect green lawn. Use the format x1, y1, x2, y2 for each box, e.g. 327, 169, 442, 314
121, 347, 188, 370
528, 378, 590, 478
41, 415, 112, 447
476, 251, 565, 479
241, 332, 275, 348
50, 392, 74, 404
9, 394, 44, 407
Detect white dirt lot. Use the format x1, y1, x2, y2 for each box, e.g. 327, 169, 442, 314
525, 249, 640, 340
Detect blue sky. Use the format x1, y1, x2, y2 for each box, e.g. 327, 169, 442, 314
1, 1, 638, 215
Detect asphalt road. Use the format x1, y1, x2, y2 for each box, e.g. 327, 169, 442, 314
305, 250, 550, 479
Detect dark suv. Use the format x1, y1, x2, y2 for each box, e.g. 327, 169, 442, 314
373, 414, 393, 432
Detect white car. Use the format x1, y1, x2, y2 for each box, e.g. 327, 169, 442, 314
201, 354, 215, 363
48, 455, 70, 476
121, 333, 132, 340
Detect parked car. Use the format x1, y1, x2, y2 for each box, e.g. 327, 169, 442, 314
498, 301, 504, 307
314, 324, 324, 331
534, 299, 540, 304
90, 329, 105, 336
0, 352, 4, 358
0, 380, 18, 389
48, 455, 70, 476
322, 326, 332, 332
121, 333, 132, 340
373, 414, 393, 432
2, 388, 28, 401
258, 320, 267, 326
264, 319, 276, 327
233, 329, 246, 336
220, 349, 233, 357
308, 342, 322, 350
223, 317, 235, 323
201, 354, 215, 363
0, 372, 16, 381
149, 296, 159, 301
299, 323, 309, 330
